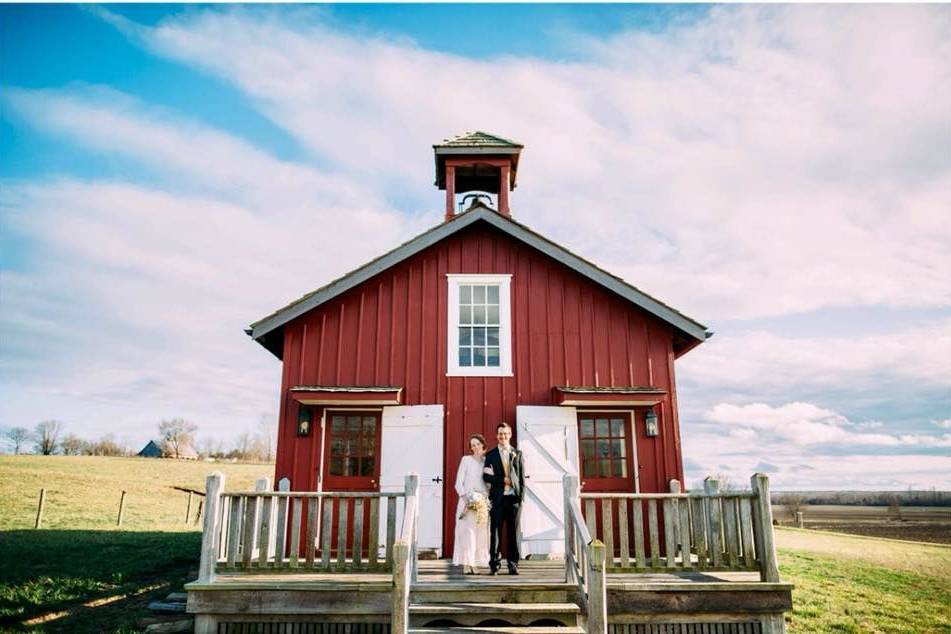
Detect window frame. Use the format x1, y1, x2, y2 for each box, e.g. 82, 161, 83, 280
446, 273, 513, 377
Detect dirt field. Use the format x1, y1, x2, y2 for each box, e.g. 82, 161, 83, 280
773, 504, 951, 544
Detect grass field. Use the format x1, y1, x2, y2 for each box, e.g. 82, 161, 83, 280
2, 457, 949, 633
0, 455, 273, 633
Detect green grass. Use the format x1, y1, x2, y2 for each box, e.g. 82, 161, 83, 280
0, 455, 274, 633
776, 528, 951, 633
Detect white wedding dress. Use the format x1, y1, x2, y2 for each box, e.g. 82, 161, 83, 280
451, 454, 490, 567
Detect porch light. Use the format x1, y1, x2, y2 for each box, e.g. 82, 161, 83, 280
297, 406, 312, 437
644, 409, 659, 437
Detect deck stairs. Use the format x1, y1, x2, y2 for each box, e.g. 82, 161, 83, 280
408, 581, 585, 634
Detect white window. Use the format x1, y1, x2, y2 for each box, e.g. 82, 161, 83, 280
447, 274, 512, 376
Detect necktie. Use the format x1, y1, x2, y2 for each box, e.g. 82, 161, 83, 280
502, 448, 511, 479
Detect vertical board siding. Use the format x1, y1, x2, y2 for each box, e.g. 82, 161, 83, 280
273, 223, 684, 554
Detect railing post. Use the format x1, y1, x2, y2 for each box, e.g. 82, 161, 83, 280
198, 472, 225, 584
704, 477, 723, 567
586, 539, 608, 634
563, 474, 580, 583
405, 473, 420, 583
750, 473, 780, 582
391, 541, 411, 634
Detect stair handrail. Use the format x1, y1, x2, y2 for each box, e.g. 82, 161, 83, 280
391, 473, 420, 634
563, 474, 607, 634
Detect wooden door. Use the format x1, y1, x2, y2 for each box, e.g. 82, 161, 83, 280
578, 412, 637, 558
321, 410, 382, 558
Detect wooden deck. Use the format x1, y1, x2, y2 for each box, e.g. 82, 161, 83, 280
197, 559, 771, 588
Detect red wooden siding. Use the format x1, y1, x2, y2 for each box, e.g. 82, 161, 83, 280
274, 221, 685, 555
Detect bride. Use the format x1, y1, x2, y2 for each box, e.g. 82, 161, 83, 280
452, 433, 490, 574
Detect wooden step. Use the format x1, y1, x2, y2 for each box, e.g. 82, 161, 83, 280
411, 583, 575, 605
411, 603, 581, 616
409, 627, 584, 634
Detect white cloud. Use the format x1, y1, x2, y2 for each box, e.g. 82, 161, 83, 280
934, 419, 951, 429
99, 4, 951, 320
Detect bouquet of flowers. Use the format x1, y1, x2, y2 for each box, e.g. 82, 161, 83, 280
459, 491, 491, 525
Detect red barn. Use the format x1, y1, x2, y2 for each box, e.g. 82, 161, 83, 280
248, 131, 710, 558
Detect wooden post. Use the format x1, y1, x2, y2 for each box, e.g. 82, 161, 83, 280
498, 164, 511, 216
404, 473, 420, 583
117, 491, 127, 527
34, 488, 46, 529
254, 477, 270, 561
195, 500, 203, 525
704, 477, 723, 567
186, 491, 194, 524
275, 477, 290, 566
391, 541, 411, 634
586, 540, 608, 634
563, 474, 579, 583
444, 165, 456, 220
797, 511, 804, 529
751, 473, 780, 582
198, 472, 226, 584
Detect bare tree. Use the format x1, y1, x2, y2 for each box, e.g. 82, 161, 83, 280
778, 493, 805, 523
60, 434, 87, 456
888, 494, 903, 521
6, 427, 30, 454
158, 418, 198, 459
34, 420, 63, 455
259, 414, 276, 462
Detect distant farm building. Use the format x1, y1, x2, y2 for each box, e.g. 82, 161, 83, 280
137, 440, 199, 460
136, 440, 163, 458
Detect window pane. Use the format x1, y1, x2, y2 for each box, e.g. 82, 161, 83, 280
459, 327, 472, 345
487, 347, 500, 366
363, 417, 377, 434
473, 305, 486, 324
580, 420, 594, 438
612, 459, 627, 477
599, 461, 612, 477
348, 416, 361, 432
596, 419, 610, 436
460, 285, 471, 304
473, 285, 485, 303
473, 327, 486, 346
597, 439, 611, 459
486, 305, 499, 324
330, 457, 344, 476
611, 439, 624, 458
459, 347, 472, 366
331, 416, 346, 432
459, 305, 472, 324
473, 347, 486, 366
361, 457, 375, 476
487, 285, 499, 304
487, 327, 499, 345
346, 457, 359, 476
582, 460, 597, 478
581, 439, 596, 458
611, 419, 624, 437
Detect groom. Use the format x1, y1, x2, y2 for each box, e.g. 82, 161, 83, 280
482, 422, 524, 575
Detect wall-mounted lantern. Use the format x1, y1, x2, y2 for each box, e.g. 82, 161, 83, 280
297, 405, 313, 437
644, 409, 659, 438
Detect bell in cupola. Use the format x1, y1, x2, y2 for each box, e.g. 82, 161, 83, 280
433, 131, 523, 220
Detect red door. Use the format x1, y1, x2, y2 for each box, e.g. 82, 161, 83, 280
578, 412, 637, 558
321, 411, 382, 558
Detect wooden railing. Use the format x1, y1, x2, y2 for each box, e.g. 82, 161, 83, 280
577, 474, 780, 582
197, 473, 414, 583
391, 474, 420, 634
563, 474, 607, 634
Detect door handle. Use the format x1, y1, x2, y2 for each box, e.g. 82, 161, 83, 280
432, 476, 442, 483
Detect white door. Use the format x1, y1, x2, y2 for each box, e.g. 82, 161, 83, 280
380, 404, 444, 556
516, 405, 579, 557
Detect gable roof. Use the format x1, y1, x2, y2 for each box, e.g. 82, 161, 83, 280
434, 131, 523, 149
248, 205, 711, 358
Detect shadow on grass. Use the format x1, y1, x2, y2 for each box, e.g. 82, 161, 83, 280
0, 529, 200, 633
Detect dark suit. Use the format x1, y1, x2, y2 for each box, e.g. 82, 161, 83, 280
482, 445, 525, 571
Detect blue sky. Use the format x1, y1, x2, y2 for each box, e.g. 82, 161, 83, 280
1, 4, 949, 489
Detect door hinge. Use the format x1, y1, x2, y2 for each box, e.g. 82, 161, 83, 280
432, 476, 442, 483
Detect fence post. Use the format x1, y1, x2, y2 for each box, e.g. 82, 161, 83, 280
404, 473, 420, 584
198, 472, 225, 584
391, 541, 411, 634
750, 473, 780, 582
586, 539, 608, 634
186, 491, 194, 524
796, 511, 804, 529
563, 474, 579, 583
704, 477, 722, 567
117, 491, 127, 527
34, 489, 46, 529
